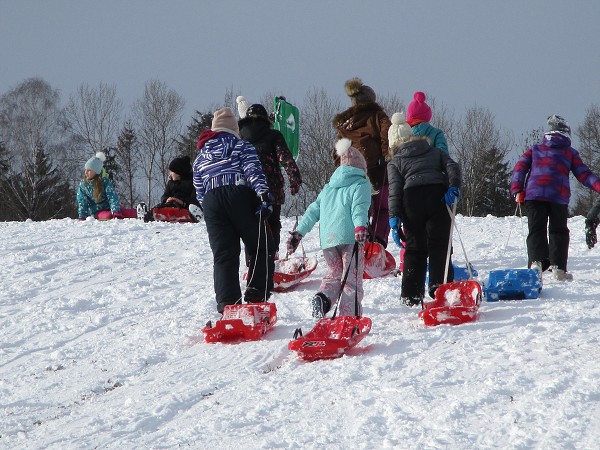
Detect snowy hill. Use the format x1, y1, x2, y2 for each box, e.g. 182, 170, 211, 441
1, 216, 599, 449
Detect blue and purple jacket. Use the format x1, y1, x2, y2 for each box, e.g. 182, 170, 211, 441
193, 130, 269, 206
511, 133, 600, 205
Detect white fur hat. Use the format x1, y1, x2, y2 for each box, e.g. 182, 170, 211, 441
335, 138, 367, 171
388, 111, 413, 151
236, 96, 250, 119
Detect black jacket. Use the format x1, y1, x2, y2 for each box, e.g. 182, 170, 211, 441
160, 174, 199, 207
387, 137, 461, 218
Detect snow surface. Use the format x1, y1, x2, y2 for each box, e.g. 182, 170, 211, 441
1, 215, 599, 449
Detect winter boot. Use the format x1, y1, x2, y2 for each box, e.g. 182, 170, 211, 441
136, 202, 147, 220
244, 287, 270, 304
188, 204, 203, 222
311, 292, 331, 319
401, 296, 423, 307
530, 261, 543, 284
550, 265, 573, 281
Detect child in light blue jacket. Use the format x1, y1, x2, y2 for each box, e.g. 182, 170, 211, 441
287, 138, 371, 318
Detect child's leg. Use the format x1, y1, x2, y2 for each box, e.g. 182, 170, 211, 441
318, 247, 344, 304
339, 244, 364, 316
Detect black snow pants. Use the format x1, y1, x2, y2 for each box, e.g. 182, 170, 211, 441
401, 184, 454, 300
525, 200, 569, 271
203, 185, 275, 313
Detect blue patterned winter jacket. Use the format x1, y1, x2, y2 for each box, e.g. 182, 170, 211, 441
76, 175, 121, 219
193, 131, 269, 206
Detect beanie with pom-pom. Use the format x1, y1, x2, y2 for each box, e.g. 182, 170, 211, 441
84, 151, 106, 175
344, 77, 376, 105
406, 91, 432, 124
388, 111, 414, 151
236, 96, 250, 119
335, 138, 367, 171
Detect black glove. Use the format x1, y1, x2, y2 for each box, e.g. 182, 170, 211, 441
585, 218, 599, 249
256, 192, 273, 219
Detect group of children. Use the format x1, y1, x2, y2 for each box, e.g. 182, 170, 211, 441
76, 79, 600, 319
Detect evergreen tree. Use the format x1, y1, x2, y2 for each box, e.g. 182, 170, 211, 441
3, 145, 73, 220
115, 122, 140, 208
474, 147, 514, 217
177, 110, 212, 162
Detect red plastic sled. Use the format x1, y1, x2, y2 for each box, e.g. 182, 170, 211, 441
243, 256, 318, 292
273, 256, 318, 291
363, 242, 396, 279
153, 206, 193, 223
202, 303, 277, 343
288, 316, 372, 361
419, 280, 482, 326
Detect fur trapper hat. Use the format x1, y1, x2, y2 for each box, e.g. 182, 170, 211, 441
236, 96, 250, 119
84, 151, 106, 175
335, 138, 367, 171
388, 112, 414, 151
211, 107, 240, 137
345, 77, 376, 105
406, 91, 432, 124
168, 156, 192, 176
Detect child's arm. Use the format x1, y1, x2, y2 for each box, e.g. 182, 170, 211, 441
76, 182, 89, 219
296, 195, 322, 237
103, 178, 122, 213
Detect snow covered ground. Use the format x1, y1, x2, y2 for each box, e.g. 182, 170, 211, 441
1, 215, 599, 449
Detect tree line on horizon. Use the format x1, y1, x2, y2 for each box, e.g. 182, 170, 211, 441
0, 77, 599, 222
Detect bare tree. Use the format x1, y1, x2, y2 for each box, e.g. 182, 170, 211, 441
0, 78, 64, 169
451, 105, 513, 216
572, 105, 600, 215
64, 82, 123, 155
132, 80, 185, 205
290, 87, 341, 214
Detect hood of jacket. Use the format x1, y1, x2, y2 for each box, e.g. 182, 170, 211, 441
543, 132, 571, 148
332, 102, 385, 129
328, 165, 369, 189
397, 136, 432, 158
238, 116, 271, 143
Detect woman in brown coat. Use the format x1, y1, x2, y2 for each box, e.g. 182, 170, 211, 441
333, 77, 391, 247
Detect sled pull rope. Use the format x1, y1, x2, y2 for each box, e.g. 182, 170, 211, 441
246, 209, 271, 303
331, 242, 360, 319
445, 202, 474, 280
443, 201, 458, 284
517, 203, 527, 252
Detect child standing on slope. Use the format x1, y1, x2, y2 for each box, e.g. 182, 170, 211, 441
193, 107, 275, 314
286, 138, 371, 318
406, 91, 448, 154
76, 152, 129, 220
511, 114, 600, 281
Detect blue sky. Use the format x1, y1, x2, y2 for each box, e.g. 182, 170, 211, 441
1, 0, 599, 151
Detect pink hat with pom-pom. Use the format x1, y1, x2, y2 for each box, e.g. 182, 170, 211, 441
335, 138, 367, 171
406, 91, 432, 124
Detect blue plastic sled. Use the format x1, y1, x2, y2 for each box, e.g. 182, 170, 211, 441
426, 263, 478, 284
484, 269, 542, 301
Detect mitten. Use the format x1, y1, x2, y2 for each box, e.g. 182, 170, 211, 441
112, 212, 124, 219
255, 192, 273, 219
585, 218, 599, 249
290, 182, 301, 196
389, 217, 404, 248
286, 231, 303, 255
354, 226, 368, 243
444, 186, 461, 205
515, 192, 525, 203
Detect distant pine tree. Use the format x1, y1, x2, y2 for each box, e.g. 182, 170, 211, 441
3, 146, 73, 220
177, 111, 212, 162
115, 122, 139, 208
